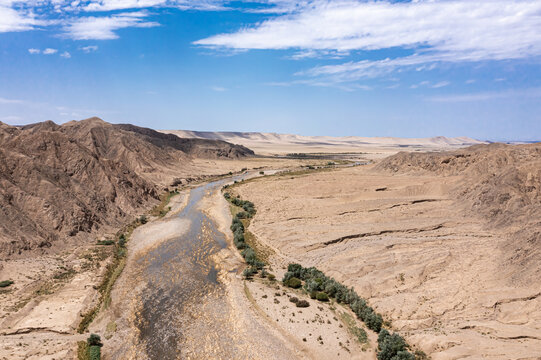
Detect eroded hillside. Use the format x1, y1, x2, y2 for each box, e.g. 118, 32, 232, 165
233, 143, 541, 359
377, 143, 541, 284
0, 117, 253, 257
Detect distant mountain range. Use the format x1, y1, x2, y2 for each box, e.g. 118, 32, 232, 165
162, 130, 485, 155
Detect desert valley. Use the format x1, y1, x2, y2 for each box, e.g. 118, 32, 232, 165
2, 1, 540, 359
0, 118, 539, 360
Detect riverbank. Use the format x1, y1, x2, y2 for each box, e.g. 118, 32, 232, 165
222, 178, 379, 360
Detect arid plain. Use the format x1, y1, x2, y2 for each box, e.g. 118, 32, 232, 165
233, 143, 541, 359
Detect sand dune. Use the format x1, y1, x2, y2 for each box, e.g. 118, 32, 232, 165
162, 130, 485, 156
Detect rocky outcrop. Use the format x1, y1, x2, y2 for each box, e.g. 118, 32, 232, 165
376, 143, 541, 283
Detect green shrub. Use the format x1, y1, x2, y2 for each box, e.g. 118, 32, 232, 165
316, 292, 329, 302
296, 299, 310, 308
304, 278, 321, 293
139, 215, 148, 224
0, 280, 14, 288
365, 312, 383, 333
242, 248, 256, 263
97, 240, 114, 246
289, 296, 299, 303
118, 234, 126, 248
87, 334, 102, 347
243, 266, 258, 278
414, 350, 429, 360
377, 333, 413, 360
378, 329, 390, 348
267, 274, 276, 281
236, 211, 250, 219
89, 346, 101, 360
285, 277, 302, 289
259, 171, 264, 175
87, 334, 102, 360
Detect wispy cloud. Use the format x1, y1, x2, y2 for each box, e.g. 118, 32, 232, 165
196, 0, 541, 84
83, 0, 168, 11
0, 3, 46, 33
80, 45, 99, 53
60, 51, 71, 58
0, 97, 24, 104
427, 88, 541, 102
28, 48, 40, 54
196, 1, 541, 59
268, 79, 372, 92
432, 81, 450, 89
63, 11, 159, 40
43, 48, 58, 55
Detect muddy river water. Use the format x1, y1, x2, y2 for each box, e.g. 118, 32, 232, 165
134, 177, 244, 359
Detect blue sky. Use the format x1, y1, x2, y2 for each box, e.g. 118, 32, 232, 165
0, 0, 540, 140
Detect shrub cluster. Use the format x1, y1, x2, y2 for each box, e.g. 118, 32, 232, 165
229, 196, 256, 217
87, 334, 103, 360
282, 263, 415, 358
116, 234, 127, 258
226, 193, 265, 278
282, 263, 383, 332
284, 277, 302, 289
0, 280, 14, 288
97, 240, 114, 246
377, 329, 414, 360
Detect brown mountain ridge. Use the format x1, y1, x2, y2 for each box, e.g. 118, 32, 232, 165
0, 117, 254, 256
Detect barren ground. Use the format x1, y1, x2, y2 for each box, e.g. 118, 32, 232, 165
233, 165, 541, 360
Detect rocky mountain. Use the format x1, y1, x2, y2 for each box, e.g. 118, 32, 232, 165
0, 117, 253, 257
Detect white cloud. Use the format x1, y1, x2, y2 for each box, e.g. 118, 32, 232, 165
28, 48, 40, 54
196, 1, 541, 59
432, 81, 450, 89
83, 0, 168, 11
60, 51, 71, 58
63, 11, 159, 40
195, 0, 541, 82
0, 97, 23, 104
0, 3, 45, 33
299, 54, 444, 82
82, 0, 300, 12
43, 48, 58, 54
268, 78, 371, 92
427, 87, 541, 102
80, 45, 98, 52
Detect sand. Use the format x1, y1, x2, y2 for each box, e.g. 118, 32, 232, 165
233, 165, 541, 359
163, 130, 484, 157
